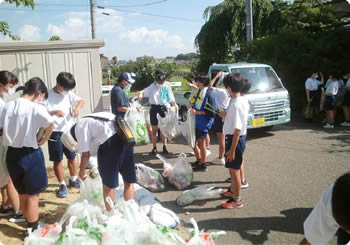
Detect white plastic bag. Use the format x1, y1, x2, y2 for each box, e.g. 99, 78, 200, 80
125, 99, 150, 145
149, 203, 180, 228
157, 104, 180, 140
80, 170, 104, 208
187, 218, 226, 245
136, 163, 165, 192
157, 153, 193, 190
177, 110, 196, 148
176, 185, 223, 206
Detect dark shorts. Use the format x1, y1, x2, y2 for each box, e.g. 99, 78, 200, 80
150, 105, 167, 126
225, 135, 246, 170
324, 95, 336, 110
97, 133, 136, 189
48, 132, 76, 163
309, 90, 319, 107
6, 146, 48, 195
343, 92, 350, 106
195, 129, 208, 140
213, 115, 224, 133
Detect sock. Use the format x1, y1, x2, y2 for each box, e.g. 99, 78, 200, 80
3, 204, 12, 209
70, 176, 77, 182
232, 196, 241, 202
59, 181, 66, 186
27, 220, 39, 232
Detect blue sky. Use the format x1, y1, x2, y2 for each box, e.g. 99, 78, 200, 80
0, 0, 223, 60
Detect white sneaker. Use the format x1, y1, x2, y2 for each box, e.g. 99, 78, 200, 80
206, 149, 212, 157
212, 157, 225, 165
189, 151, 195, 156
323, 123, 334, 129
340, 122, 350, 127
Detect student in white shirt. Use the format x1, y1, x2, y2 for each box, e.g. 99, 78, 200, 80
220, 73, 249, 209
64, 112, 136, 211
138, 69, 175, 155
300, 172, 350, 245
323, 73, 339, 129
305, 72, 324, 121
0, 77, 54, 232
0, 71, 23, 223
340, 72, 350, 127
43, 72, 84, 198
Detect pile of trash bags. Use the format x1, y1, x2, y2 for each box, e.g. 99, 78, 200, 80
24, 169, 225, 245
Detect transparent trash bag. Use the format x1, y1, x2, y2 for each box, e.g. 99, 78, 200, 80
176, 185, 223, 206
187, 218, 226, 245
80, 169, 104, 208
24, 214, 69, 245
157, 104, 180, 140
125, 99, 150, 145
176, 110, 196, 148
136, 163, 165, 192
157, 153, 193, 190
57, 216, 98, 245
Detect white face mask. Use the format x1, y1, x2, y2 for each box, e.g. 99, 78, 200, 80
60, 90, 69, 96
7, 87, 16, 95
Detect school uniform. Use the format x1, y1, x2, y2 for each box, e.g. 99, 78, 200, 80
43, 89, 81, 162
110, 84, 130, 119
343, 79, 350, 106
0, 98, 53, 195
73, 112, 136, 189
304, 184, 350, 244
324, 81, 338, 110
305, 77, 321, 107
223, 96, 248, 170
142, 82, 175, 126
190, 88, 216, 139
211, 88, 230, 133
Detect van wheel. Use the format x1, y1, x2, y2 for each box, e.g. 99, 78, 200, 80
179, 107, 187, 122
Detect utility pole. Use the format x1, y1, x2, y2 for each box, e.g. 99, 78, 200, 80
246, 0, 253, 42
90, 0, 96, 39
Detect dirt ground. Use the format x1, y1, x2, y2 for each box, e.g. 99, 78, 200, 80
0, 168, 81, 245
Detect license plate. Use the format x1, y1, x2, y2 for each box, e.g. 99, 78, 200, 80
252, 118, 265, 127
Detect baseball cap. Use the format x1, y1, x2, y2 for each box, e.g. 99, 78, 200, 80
118, 72, 136, 84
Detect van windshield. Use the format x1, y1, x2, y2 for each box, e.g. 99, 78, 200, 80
230, 67, 283, 93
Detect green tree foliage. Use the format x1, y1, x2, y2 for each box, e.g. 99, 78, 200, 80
48, 35, 62, 41
0, 0, 34, 39
175, 53, 199, 61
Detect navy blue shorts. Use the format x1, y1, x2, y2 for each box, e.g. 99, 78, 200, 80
343, 92, 350, 106
195, 129, 208, 140
97, 133, 136, 189
48, 132, 76, 163
6, 146, 48, 195
324, 95, 336, 110
213, 115, 224, 133
150, 105, 167, 126
309, 90, 319, 107
225, 135, 246, 170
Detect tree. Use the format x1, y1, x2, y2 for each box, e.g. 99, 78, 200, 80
0, 0, 34, 40
48, 35, 62, 41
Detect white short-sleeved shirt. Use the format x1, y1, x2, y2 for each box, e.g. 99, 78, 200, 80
0, 98, 53, 149
211, 88, 230, 110
75, 112, 116, 154
43, 89, 81, 132
345, 78, 350, 88
142, 82, 175, 105
223, 96, 248, 136
304, 184, 340, 244
305, 78, 321, 91
325, 81, 339, 96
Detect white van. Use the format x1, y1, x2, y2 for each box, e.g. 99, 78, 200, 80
209, 63, 291, 129
102, 85, 114, 111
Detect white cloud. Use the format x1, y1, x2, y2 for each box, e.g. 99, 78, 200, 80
121, 27, 185, 49
19, 25, 41, 41
47, 17, 90, 40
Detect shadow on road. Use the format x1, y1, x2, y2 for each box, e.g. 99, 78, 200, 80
184, 207, 313, 244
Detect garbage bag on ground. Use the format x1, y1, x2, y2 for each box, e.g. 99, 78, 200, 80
176, 110, 196, 148
149, 203, 180, 228
157, 104, 180, 140
187, 218, 226, 245
157, 153, 193, 190
125, 99, 150, 145
135, 163, 165, 192
176, 185, 223, 206
24, 214, 69, 245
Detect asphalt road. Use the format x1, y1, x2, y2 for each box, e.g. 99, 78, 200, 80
134, 120, 350, 244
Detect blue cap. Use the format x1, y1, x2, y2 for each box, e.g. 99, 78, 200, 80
118, 72, 136, 84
